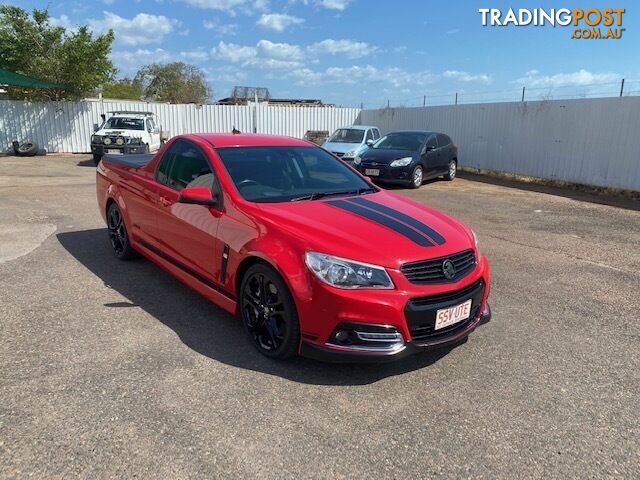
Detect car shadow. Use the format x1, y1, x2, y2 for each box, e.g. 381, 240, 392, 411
376, 178, 443, 191
56, 229, 464, 386
76, 158, 96, 167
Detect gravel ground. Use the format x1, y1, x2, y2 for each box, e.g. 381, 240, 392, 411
1, 154, 638, 479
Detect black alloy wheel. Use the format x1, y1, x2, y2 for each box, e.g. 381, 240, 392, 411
107, 203, 136, 260
240, 264, 300, 359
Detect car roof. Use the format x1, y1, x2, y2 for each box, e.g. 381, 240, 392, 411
335, 125, 377, 131
192, 133, 313, 147
388, 130, 439, 135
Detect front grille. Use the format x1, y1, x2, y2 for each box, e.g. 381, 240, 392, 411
401, 249, 476, 284
405, 278, 485, 342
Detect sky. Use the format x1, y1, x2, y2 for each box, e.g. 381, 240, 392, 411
9, 0, 639, 106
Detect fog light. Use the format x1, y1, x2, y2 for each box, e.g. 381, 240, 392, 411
327, 323, 405, 352
334, 330, 350, 342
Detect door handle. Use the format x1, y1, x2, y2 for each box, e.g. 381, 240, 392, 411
159, 196, 173, 207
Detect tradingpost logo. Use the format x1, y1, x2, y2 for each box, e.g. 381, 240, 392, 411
479, 8, 625, 39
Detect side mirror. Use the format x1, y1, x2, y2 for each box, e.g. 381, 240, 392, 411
178, 186, 218, 207
366, 139, 374, 146
93, 123, 99, 132
425, 145, 436, 152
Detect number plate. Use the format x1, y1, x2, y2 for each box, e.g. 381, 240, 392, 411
435, 299, 472, 330
365, 168, 380, 176
106, 149, 122, 154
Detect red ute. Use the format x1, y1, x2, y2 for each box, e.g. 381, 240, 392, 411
96, 133, 491, 362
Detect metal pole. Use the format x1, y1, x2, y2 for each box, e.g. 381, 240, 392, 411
387, 99, 390, 108
253, 89, 258, 133
423, 95, 426, 106
620, 78, 625, 97
360, 102, 363, 109
522, 86, 525, 102
455, 93, 458, 105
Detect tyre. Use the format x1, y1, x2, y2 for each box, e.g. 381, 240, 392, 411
240, 263, 300, 359
106, 202, 136, 260
93, 154, 102, 165
444, 160, 457, 181
409, 165, 423, 189
16, 142, 38, 156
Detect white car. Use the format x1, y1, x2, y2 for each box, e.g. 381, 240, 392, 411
91, 111, 163, 164
322, 125, 381, 163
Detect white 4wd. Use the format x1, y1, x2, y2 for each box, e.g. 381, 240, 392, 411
91, 111, 162, 164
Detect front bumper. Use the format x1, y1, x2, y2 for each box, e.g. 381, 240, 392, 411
296, 254, 491, 363
354, 164, 413, 184
91, 143, 148, 156
300, 303, 491, 363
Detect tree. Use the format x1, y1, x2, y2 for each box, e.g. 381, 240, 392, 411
102, 78, 143, 100
135, 62, 212, 104
0, 6, 115, 100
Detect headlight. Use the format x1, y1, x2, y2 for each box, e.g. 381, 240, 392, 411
305, 252, 394, 289
103, 137, 112, 145
353, 155, 361, 165
343, 149, 357, 158
115, 136, 125, 146
91, 135, 101, 144
390, 156, 413, 167
471, 229, 478, 246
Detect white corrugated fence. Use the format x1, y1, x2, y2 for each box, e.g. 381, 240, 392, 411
2, 97, 639, 191
358, 97, 640, 191
0, 99, 360, 154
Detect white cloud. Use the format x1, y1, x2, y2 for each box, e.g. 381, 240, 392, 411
256, 40, 305, 61
316, 0, 351, 10
205, 66, 247, 84
178, 0, 268, 15
213, 41, 258, 63
212, 40, 306, 69
307, 39, 375, 59
49, 15, 74, 29
443, 70, 491, 83
446, 28, 460, 34
115, 48, 174, 74
180, 49, 210, 62
292, 0, 351, 10
89, 12, 178, 46
103, 0, 114, 5
256, 13, 304, 32
203, 19, 239, 35
290, 65, 438, 88
515, 69, 620, 87
211, 38, 378, 70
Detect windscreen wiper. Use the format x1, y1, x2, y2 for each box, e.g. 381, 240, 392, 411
290, 192, 327, 202
290, 187, 376, 202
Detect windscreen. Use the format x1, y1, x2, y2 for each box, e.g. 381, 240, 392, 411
104, 117, 145, 130
371, 133, 426, 151
216, 146, 372, 203
327, 128, 365, 143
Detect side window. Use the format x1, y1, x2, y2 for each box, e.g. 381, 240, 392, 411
155, 144, 177, 185
425, 135, 437, 150
365, 129, 374, 142
166, 141, 215, 192
436, 134, 449, 148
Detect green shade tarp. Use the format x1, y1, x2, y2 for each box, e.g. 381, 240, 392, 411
0, 69, 66, 89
